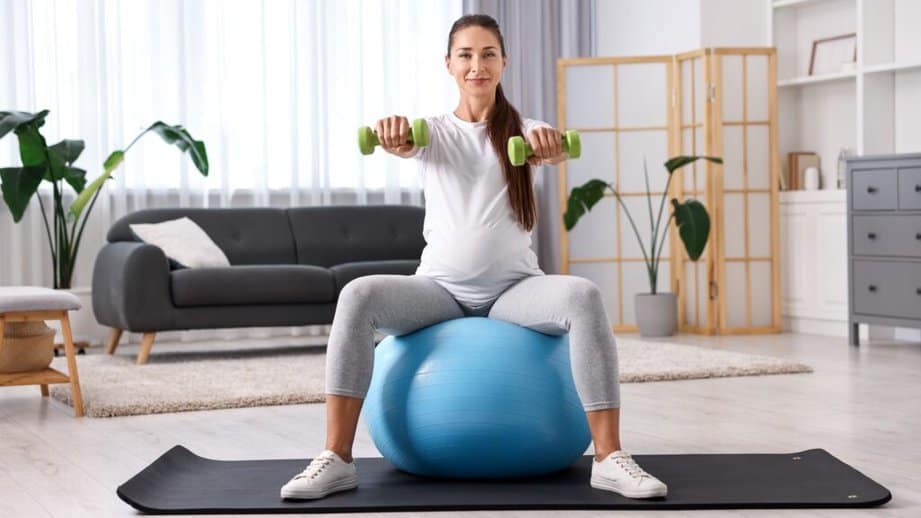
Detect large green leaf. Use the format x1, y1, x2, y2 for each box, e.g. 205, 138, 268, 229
563, 179, 608, 230
15, 122, 49, 168
0, 110, 48, 139
68, 150, 123, 218
46, 140, 85, 186
671, 198, 710, 261
0, 166, 46, 222
64, 167, 87, 193
664, 155, 723, 175
148, 122, 209, 175
49, 139, 85, 165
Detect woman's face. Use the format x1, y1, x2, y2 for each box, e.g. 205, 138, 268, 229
446, 26, 506, 98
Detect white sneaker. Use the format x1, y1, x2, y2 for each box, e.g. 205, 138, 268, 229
591, 450, 667, 499
280, 450, 358, 500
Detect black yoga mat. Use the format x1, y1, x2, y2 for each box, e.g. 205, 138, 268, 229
117, 446, 891, 514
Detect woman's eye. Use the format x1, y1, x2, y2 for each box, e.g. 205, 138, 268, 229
459, 54, 470, 59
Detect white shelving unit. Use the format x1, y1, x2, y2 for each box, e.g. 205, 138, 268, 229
769, 0, 921, 185
771, 0, 921, 339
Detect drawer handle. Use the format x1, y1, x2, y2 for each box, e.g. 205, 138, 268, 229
917, 233, 921, 240
868, 285, 877, 292
917, 288, 921, 296
867, 232, 877, 240
916, 185, 921, 192
867, 186, 877, 194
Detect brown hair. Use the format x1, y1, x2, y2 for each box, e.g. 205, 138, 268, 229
447, 14, 536, 232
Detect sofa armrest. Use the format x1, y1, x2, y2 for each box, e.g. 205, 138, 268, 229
92, 242, 175, 332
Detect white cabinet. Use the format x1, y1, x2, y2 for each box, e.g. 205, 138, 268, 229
780, 190, 850, 336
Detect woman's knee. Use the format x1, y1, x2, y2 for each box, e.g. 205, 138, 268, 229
337, 275, 391, 311
561, 276, 604, 307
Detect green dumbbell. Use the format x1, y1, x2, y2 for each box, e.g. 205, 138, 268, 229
358, 118, 430, 155
507, 130, 581, 166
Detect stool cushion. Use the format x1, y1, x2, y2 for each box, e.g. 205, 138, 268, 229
0, 287, 81, 313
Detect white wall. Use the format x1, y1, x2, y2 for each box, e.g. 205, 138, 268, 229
595, 0, 700, 56
700, 0, 768, 47
594, 0, 767, 57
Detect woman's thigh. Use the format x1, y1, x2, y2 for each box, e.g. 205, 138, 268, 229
335, 274, 466, 336
487, 274, 607, 334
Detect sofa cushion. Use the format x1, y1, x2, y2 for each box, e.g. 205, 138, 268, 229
330, 260, 421, 295
108, 208, 297, 265
171, 265, 335, 307
287, 205, 425, 267
130, 217, 231, 268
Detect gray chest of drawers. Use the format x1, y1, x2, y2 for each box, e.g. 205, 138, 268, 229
847, 153, 921, 346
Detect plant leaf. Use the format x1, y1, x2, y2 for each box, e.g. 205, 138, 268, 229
671, 198, 710, 261
0, 166, 46, 222
64, 167, 87, 194
563, 179, 608, 231
0, 110, 48, 139
15, 122, 49, 168
68, 150, 124, 218
49, 139, 85, 166
148, 122, 209, 175
664, 155, 723, 175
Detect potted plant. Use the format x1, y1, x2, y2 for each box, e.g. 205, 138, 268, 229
0, 110, 207, 345
563, 155, 722, 337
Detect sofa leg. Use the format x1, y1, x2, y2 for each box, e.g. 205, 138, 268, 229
106, 328, 124, 355
137, 332, 156, 365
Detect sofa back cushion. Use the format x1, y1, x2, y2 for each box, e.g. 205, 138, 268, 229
287, 205, 425, 267
108, 208, 296, 265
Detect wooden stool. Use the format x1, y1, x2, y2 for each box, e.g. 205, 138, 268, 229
0, 287, 85, 417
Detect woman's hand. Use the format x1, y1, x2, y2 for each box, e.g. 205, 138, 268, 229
526, 126, 567, 166
375, 115, 417, 158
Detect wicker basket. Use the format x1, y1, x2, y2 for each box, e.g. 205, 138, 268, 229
0, 321, 55, 374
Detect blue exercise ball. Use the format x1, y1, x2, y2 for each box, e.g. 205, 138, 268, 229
363, 316, 591, 479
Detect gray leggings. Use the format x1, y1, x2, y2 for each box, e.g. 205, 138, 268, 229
325, 274, 620, 411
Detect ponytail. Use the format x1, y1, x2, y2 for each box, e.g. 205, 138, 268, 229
488, 84, 536, 232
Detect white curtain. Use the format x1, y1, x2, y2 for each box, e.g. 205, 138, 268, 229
0, 0, 462, 342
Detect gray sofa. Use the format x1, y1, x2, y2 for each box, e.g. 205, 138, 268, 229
92, 205, 425, 364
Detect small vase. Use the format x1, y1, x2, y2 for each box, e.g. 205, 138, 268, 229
635, 293, 678, 337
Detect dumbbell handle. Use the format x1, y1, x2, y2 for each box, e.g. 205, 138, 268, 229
508, 130, 581, 166
358, 119, 430, 155
517, 139, 576, 158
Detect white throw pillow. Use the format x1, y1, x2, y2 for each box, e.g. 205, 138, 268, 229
130, 217, 231, 268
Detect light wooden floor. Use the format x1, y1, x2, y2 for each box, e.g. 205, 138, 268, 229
0, 331, 918, 518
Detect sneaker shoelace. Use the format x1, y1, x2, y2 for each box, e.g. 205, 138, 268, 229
294, 454, 335, 480
613, 453, 649, 479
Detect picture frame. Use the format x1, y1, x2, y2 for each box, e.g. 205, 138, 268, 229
809, 33, 857, 76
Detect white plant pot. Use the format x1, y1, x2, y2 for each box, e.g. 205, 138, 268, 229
635, 292, 678, 337
48, 286, 107, 347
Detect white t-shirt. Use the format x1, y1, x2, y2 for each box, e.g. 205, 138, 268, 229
413, 112, 551, 310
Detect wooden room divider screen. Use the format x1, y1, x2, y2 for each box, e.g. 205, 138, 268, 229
557, 48, 781, 335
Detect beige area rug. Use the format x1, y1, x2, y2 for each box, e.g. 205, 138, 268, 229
50, 336, 812, 418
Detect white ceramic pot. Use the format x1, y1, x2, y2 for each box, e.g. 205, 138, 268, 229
635, 292, 678, 337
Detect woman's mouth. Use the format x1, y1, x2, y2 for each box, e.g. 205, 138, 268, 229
467, 78, 489, 85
